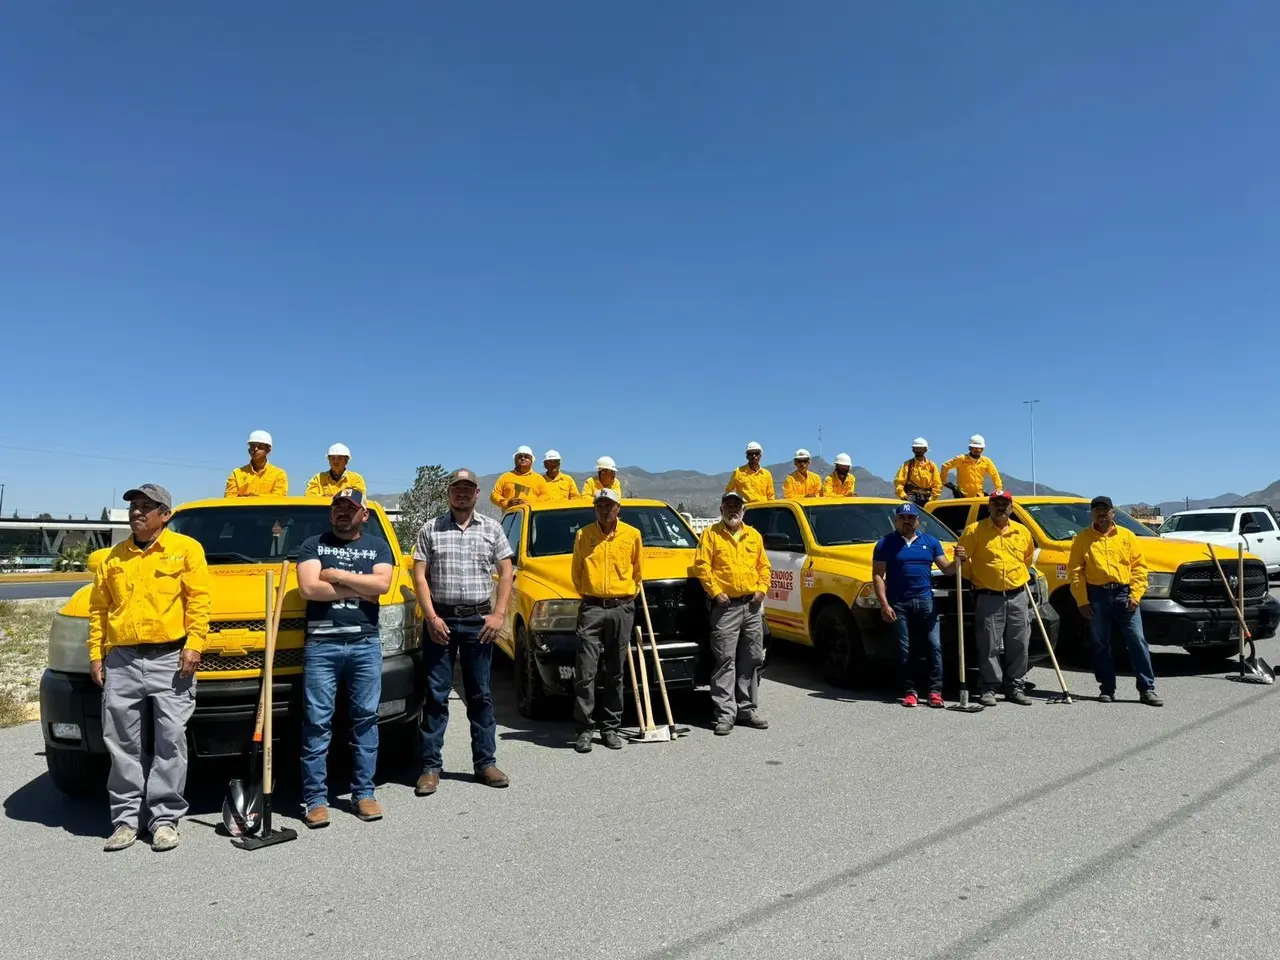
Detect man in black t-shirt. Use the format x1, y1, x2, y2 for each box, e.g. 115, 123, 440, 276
296, 489, 394, 829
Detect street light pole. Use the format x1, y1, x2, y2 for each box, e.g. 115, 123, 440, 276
1022, 400, 1040, 495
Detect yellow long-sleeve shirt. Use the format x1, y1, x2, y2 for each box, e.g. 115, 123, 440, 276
783, 470, 823, 499
490, 470, 547, 509
941, 455, 1001, 498
225, 463, 289, 498
958, 519, 1034, 591
580, 476, 622, 500
305, 469, 367, 498
694, 522, 771, 599
87, 528, 212, 661
894, 458, 942, 500
542, 473, 580, 501
1068, 524, 1148, 606
571, 521, 643, 598
822, 472, 856, 497
725, 466, 775, 503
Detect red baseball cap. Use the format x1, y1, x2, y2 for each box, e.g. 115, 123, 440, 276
989, 489, 1014, 502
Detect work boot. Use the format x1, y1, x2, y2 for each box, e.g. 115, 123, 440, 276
574, 731, 594, 753
1097, 692, 1114, 704
476, 766, 510, 788
713, 721, 734, 736
978, 692, 998, 708
354, 798, 383, 822
150, 824, 180, 852
1005, 689, 1033, 706
601, 730, 624, 750
304, 806, 330, 829
1140, 690, 1164, 707
736, 713, 769, 729
414, 772, 440, 796
103, 824, 137, 853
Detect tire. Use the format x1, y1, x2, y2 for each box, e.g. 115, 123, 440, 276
513, 625, 556, 720
46, 747, 104, 797
1049, 587, 1091, 665
812, 603, 864, 688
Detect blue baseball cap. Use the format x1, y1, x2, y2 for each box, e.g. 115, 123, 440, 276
332, 488, 365, 507
895, 502, 920, 517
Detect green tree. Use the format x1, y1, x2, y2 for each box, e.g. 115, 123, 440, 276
100, 507, 109, 521
53, 539, 94, 572
393, 465, 450, 552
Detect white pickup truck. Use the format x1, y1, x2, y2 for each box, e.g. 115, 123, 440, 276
1159, 505, 1280, 581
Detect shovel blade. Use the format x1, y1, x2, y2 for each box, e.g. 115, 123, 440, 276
234, 827, 298, 851
222, 778, 263, 837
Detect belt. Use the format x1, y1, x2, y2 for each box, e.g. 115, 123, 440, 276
722, 595, 752, 605
581, 596, 634, 609
1090, 583, 1129, 591
127, 637, 187, 654
436, 602, 491, 618
973, 587, 1025, 597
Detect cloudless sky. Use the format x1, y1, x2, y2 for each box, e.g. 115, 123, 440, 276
2, 1, 1277, 516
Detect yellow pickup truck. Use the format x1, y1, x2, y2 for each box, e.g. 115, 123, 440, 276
495, 498, 709, 719
743, 497, 1060, 687
924, 496, 1280, 662
38, 496, 424, 795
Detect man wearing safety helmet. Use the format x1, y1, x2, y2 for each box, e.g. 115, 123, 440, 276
540, 450, 579, 501
783, 449, 822, 499
724, 442, 775, 503
224, 430, 289, 497
894, 438, 942, 505
490, 446, 547, 509
942, 435, 1002, 499
581, 457, 623, 500
822, 453, 856, 497
305, 443, 367, 498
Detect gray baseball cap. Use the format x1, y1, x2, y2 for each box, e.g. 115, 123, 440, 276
447, 468, 480, 488
122, 483, 173, 510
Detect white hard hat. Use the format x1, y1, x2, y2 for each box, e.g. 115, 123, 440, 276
514, 445, 534, 457
543, 449, 561, 462
911, 437, 928, 448
794, 448, 811, 460
248, 430, 273, 447
596, 456, 617, 471
968, 434, 986, 448
834, 453, 852, 467
745, 441, 763, 453
327, 443, 351, 458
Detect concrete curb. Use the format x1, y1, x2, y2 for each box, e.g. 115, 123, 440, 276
0, 572, 93, 584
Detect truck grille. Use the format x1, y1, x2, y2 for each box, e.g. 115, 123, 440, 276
1171, 560, 1270, 606
641, 578, 709, 646
208, 618, 307, 633
200, 648, 306, 672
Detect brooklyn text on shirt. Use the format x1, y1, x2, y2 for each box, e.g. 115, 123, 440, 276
316, 543, 380, 562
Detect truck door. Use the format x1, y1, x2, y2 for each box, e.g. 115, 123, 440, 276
1240, 511, 1280, 572
745, 506, 808, 641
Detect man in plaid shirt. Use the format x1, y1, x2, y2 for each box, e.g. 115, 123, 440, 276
411, 469, 515, 796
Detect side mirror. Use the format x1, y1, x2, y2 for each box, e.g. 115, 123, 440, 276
762, 533, 798, 552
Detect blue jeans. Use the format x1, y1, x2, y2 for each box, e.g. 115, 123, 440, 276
1087, 584, 1157, 694
418, 615, 496, 774
892, 594, 942, 695
301, 635, 382, 812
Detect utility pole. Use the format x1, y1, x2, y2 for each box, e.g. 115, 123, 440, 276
0, 483, 4, 518
1022, 400, 1040, 495
818, 423, 823, 462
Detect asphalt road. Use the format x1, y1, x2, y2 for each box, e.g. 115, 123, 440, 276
4, 630, 1280, 960
0, 580, 84, 601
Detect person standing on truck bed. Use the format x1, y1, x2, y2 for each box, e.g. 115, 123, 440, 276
1068, 496, 1163, 707
873, 502, 963, 708
941, 435, 1001, 499
295, 488, 395, 829
224, 429, 289, 497
823, 453, 856, 497
694, 490, 772, 736
89, 483, 210, 853
895, 438, 942, 505
541, 449, 579, 501
725, 442, 775, 503
570, 488, 643, 753
784, 449, 822, 499
305, 442, 367, 498
581, 456, 623, 500
412, 468, 515, 795
490, 445, 546, 509
957, 490, 1034, 707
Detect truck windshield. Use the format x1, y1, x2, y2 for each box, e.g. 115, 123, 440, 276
803, 503, 957, 546
1022, 502, 1157, 540
168, 505, 393, 563
528, 506, 697, 558
1159, 512, 1236, 534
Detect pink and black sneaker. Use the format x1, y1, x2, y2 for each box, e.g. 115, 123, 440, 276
902, 693, 918, 708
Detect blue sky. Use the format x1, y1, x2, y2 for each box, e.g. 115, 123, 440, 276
2, 2, 1277, 516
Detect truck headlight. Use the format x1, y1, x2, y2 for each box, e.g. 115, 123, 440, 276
854, 583, 880, 609
47, 614, 91, 673
1146, 573, 1173, 599
378, 601, 418, 657
530, 599, 580, 632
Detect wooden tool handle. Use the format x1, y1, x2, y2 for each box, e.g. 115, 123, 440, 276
262, 559, 290, 794
1024, 582, 1070, 697
955, 563, 966, 677
638, 583, 676, 728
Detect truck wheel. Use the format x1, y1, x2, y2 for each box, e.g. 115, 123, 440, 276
813, 604, 863, 688
45, 747, 105, 797
1049, 588, 1091, 665
514, 625, 556, 720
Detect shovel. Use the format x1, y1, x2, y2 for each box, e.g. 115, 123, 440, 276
628, 626, 671, 742
638, 581, 690, 739
948, 563, 983, 713
1210, 546, 1274, 685
1024, 582, 1072, 704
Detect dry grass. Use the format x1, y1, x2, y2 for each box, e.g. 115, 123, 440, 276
0, 599, 58, 727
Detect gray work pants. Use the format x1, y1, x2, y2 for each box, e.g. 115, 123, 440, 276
101, 644, 196, 831
574, 601, 634, 733
709, 600, 765, 724
974, 591, 1030, 694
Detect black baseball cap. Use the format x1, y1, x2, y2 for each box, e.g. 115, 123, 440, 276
332, 488, 365, 506
1090, 496, 1113, 511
